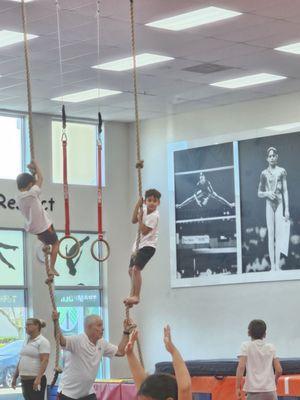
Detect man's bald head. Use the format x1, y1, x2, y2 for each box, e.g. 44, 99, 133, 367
84, 315, 104, 343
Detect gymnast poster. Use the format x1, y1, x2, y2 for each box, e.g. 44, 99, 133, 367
239, 131, 300, 274
172, 142, 237, 281
169, 131, 300, 287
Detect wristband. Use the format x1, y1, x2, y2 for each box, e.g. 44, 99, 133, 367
123, 331, 130, 335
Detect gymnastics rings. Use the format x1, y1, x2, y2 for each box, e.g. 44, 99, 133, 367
90, 238, 110, 262
58, 235, 80, 260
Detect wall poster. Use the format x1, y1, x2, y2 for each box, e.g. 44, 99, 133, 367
169, 131, 300, 287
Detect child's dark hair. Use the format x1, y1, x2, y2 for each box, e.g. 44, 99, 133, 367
145, 189, 161, 200
17, 173, 35, 190
138, 373, 178, 400
248, 319, 266, 340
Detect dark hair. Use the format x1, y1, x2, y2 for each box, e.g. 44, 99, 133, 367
17, 173, 35, 190
248, 319, 266, 340
138, 374, 178, 400
145, 189, 161, 200
266, 147, 278, 156
27, 318, 46, 331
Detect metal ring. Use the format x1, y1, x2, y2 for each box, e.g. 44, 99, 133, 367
91, 238, 110, 262
58, 235, 80, 260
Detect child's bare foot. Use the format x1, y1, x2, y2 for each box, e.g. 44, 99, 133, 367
124, 296, 140, 306
51, 268, 60, 277
45, 275, 54, 284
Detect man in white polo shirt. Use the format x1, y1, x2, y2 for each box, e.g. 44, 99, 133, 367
53, 311, 133, 400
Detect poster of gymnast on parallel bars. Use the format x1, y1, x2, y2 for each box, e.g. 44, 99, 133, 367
173, 142, 237, 282
239, 131, 300, 275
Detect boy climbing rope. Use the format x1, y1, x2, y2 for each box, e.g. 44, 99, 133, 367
16, 160, 59, 278
124, 189, 161, 307
125, 326, 192, 400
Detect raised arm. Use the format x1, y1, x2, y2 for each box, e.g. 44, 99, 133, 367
132, 198, 143, 224
164, 325, 192, 400
125, 330, 147, 390
28, 160, 43, 188
236, 356, 246, 400
115, 319, 134, 357
52, 311, 66, 347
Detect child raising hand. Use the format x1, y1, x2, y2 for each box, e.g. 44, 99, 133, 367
126, 326, 192, 400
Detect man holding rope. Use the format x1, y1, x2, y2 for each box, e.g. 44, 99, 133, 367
52, 311, 133, 400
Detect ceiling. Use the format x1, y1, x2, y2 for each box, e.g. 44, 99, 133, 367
1, 0, 300, 121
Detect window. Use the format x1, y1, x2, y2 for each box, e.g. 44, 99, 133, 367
0, 230, 25, 286
0, 230, 26, 395
0, 115, 23, 180
52, 120, 105, 186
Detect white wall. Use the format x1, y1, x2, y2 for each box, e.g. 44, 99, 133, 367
129, 91, 300, 373
0, 113, 132, 379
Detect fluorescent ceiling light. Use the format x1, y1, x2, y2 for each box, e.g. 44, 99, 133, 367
0, 30, 38, 48
146, 6, 242, 31
10, 0, 34, 2
51, 88, 122, 103
275, 42, 300, 55
265, 122, 300, 132
210, 73, 286, 89
93, 53, 174, 72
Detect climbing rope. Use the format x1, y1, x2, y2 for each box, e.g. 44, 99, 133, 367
20, 0, 34, 166
43, 246, 62, 386
125, 0, 144, 368
20, 0, 61, 384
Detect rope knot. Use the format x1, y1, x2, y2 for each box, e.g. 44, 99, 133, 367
136, 160, 144, 169
42, 245, 51, 255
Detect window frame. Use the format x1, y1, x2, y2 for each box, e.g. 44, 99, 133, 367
51, 117, 106, 187
0, 112, 27, 181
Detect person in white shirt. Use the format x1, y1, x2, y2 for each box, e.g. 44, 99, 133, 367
124, 189, 161, 307
12, 318, 50, 400
52, 311, 133, 400
16, 160, 59, 278
236, 319, 282, 400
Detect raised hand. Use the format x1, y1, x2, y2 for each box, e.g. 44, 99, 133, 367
164, 325, 176, 355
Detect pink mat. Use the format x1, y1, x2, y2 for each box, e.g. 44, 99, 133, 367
93, 382, 137, 400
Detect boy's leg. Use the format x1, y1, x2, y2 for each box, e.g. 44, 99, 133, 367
50, 240, 60, 276
38, 226, 60, 277
124, 247, 155, 306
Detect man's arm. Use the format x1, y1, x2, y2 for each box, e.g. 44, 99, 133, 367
236, 356, 246, 400
132, 198, 143, 224
125, 330, 147, 390
52, 311, 66, 347
274, 358, 283, 384
164, 326, 192, 400
115, 319, 134, 357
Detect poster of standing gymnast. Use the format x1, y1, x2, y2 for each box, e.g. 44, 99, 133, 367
169, 131, 300, 287
239, 131, 300, 276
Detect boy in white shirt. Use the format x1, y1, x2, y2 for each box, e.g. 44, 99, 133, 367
124, 189, 161, 307
16, 161, 59, 278
236, 319, 282, 400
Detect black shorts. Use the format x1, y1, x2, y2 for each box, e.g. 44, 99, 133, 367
129, 246, 156, 270
37, 225, 58, 246
58, 393, 97, 400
